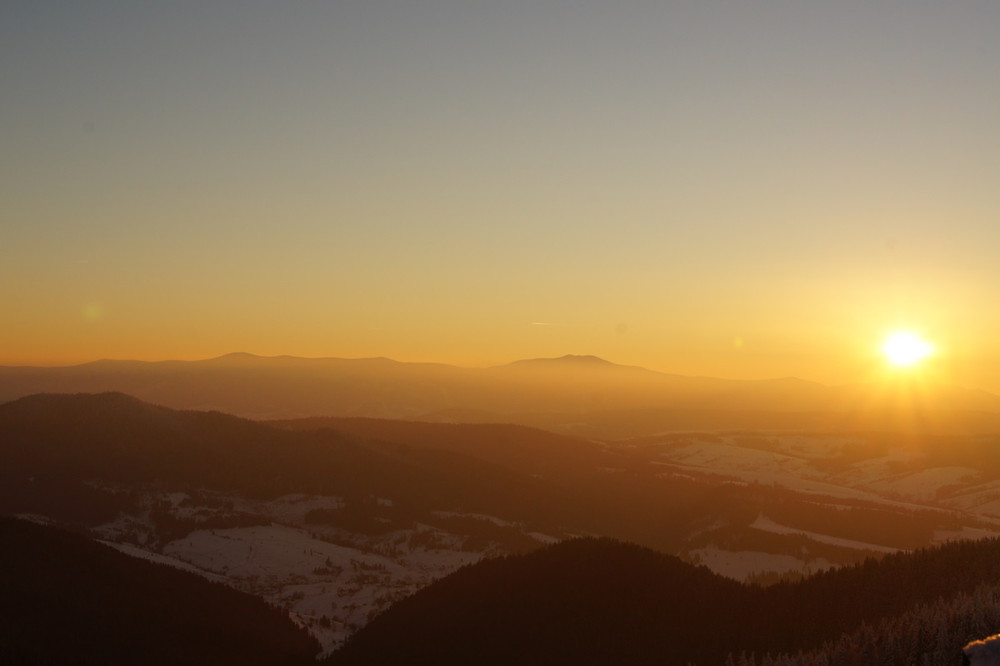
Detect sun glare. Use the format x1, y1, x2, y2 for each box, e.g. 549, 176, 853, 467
882, 331, 934, 368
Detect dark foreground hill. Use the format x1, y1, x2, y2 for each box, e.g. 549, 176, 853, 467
329, 537, 743, 666
0, 517, 319, 665
328, 537, 1000, 665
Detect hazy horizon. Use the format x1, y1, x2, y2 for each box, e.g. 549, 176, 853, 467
6, 349, 1000, 401
5, 3, 1000, 392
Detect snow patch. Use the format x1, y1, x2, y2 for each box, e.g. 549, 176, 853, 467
100, 540, 228, 582
751, 514, 901, 554
527, 532, 561, 544
430, 511, 520, 527
688, 545, 832, 581
867, 466, 982, 502
163, 525, 407, 580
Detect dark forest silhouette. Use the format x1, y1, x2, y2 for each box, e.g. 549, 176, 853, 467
0, 517, 318, 665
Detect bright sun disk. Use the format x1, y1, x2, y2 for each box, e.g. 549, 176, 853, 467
882, 331, 934, 367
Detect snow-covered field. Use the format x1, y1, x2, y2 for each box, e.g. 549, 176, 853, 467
646, 433, 1000, 581
93, 491, 518, 655
161, 523, 474, 650
750, 514, 901, 554
651, 434, 1000, 512
652, 439, 887, 503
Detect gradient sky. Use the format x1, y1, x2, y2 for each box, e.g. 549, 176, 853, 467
4, 2, 1000, 389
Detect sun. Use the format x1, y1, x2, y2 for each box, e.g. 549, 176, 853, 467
881, 330, 934, 368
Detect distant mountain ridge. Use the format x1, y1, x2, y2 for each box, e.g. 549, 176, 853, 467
2, 353, 999, 437
504, 354, 638, 370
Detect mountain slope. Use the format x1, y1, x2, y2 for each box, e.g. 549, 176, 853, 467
270, 417, 610, 476
0, 517, 319, 665
328, 538, 745, 666
0, 392, 573, 526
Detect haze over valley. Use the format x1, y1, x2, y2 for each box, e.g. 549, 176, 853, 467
5, 352, 1000, 436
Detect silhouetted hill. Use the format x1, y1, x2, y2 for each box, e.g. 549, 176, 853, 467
0, 517, 319, 665
328, 536, 1000, 665
270, 417, 609, 476
511, 353, 615, 365
0, 392, 574, 527
328, 538, 744, 666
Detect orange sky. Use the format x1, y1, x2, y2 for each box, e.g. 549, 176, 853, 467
4, 3, 1000, 392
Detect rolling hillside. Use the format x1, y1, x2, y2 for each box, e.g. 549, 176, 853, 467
4, 354, 1000, 438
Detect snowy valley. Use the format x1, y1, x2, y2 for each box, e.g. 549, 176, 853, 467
7, 391, 1000, 662
90, 490, 553, 654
